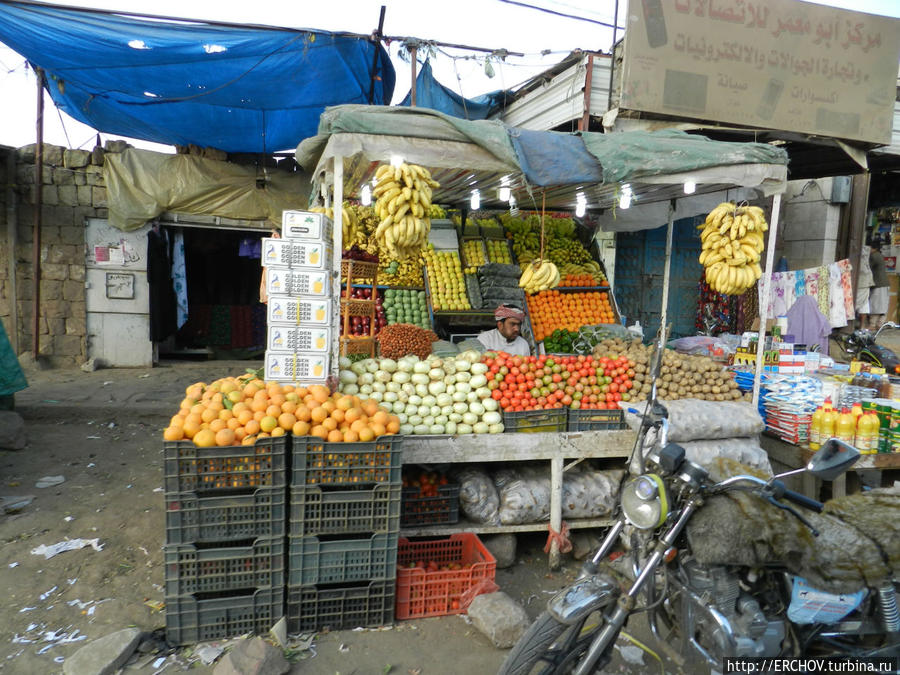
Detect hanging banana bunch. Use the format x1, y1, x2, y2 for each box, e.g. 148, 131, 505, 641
519, 258, 560, 294
698, 202, 768, 296
372, 162, 440, 261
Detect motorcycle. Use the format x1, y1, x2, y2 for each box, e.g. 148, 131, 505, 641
499, 334, 899, 675
832, 322, 900, 374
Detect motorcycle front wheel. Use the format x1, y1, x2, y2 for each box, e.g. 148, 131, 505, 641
498, 610, 613, 675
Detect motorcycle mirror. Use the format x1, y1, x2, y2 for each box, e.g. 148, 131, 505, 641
807, 439, 860, 481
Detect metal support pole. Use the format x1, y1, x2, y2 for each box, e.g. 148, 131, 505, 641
752, 193, 783, 407
31, 66, 44, 359
659, 201, 675, 334
367, 6, 387, 104
579, 53, 594, 132
409, 46, 417, 107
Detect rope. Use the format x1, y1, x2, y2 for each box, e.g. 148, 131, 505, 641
543, 520, 572, 554
538, 191, 546, 266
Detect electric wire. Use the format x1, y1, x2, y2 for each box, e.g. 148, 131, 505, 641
496, 0, 624, 30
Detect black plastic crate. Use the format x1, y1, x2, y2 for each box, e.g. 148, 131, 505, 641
288, 533, 398, 586
164, 537, 285, 596
165, 587, 284, 646
165, 487, 286, 544
400, 485, 460, 526
289, 483, 401, 537
502, 409, 567, 433
566, 408, 627, 432
291, 435, 402, 487
286, 580, 395, 633
164, 436, 287, 494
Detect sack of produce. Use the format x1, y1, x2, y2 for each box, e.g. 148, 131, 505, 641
676, 437, 772, 475
622, 398, 765, 442
478, 275, 521, 290
465, 273, 485, 309
453, 466, 501, 525
481, 288, 526, 306
479, 262, 521, 279
431, 340, 460, 358
456, 338, 485, 354
495, 466, 551, 525
562, 467, 625, 518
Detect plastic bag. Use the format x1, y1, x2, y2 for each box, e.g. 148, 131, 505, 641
453, 466, 500, 525
562, 467, 626, 518
481, 289, 526, 306
479, 262, 520, 279
431, 340, 459, 357
465, 273, 484, 309
622, 399, 764, 442
678, 437, 773, 475
478, 275, 521, 290
668, 335, 738, 358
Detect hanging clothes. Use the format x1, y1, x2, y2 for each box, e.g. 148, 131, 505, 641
763, 260, 853, 329
785, 295, 831, 353
171, 229, 188, 330
147, 225, 178, 342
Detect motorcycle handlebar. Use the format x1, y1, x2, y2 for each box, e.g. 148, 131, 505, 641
769, 480, 824, 513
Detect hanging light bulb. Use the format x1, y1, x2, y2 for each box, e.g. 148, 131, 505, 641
509, 195, 519, 217
498, 186, 511, 202
619, 184, 633, 210
683, 180, 696, 194
360, 184, 372, 206
575, 192, 587, 218
390, 155, 404, 167
470, 189, 480, 211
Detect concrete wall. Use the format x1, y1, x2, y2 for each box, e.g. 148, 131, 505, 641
0, 142, 115, 368
775, 177, 844, 270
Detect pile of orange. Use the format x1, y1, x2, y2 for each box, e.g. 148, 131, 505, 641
527, 290, 617, 341
162, 375, 400, 447
558, 273, 599, 287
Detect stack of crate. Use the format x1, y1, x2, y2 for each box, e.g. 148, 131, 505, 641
286, 434, 404, 632
163, 436, 288, 645
263, 210, 335, 386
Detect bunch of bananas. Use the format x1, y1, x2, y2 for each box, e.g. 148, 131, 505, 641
429, 203, 446, 219
373, 163, 440, 261
309, 204, 359, 246
698, 202, 768, 295
519, 259, 560, 294
559, 261, 606, 284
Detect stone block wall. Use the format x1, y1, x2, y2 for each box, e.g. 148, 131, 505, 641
0, 141, 123, 368
774, 177, 844, 270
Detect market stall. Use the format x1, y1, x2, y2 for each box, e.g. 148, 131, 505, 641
292, 104, 789, 567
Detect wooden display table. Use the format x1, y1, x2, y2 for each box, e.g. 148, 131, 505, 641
761, 434, 900, 499
401, 429, 635, 568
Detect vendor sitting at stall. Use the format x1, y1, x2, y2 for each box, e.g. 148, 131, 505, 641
477, 304, 531, 356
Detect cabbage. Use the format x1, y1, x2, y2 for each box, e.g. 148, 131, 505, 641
429, 424, 445, 435
445, 421, 458, 435
414, 424, 430, 435
469, 374, 487, 389
339, 370, 358, 384
482, 411, 502, 425
473, 422, 489, 434
428, 380, 446, 396
468, 401, 485, 417
342, 383, 359, 396
339, 356, 353, 369
488, 423, 504, 434
462, 412, 478, 426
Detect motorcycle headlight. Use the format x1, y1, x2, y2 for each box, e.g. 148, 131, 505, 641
621, 474, 668, 530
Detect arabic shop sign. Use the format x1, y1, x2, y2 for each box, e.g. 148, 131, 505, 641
621, 0, 900, 145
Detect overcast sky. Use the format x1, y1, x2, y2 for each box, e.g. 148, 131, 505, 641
0, 0, 897, 152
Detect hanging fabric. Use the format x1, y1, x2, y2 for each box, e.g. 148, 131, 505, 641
171, 230, 188, 330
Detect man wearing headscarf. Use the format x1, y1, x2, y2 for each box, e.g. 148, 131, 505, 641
476, 304, 531, 356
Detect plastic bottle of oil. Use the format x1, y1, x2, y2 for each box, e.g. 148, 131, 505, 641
809, 403, 826, 450
856, 412, 879, 454
836, 408, 856, 443
820, 401, 838, 445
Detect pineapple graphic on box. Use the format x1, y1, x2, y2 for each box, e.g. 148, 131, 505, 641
309, 246, 320, 265
313, 362, 324, 377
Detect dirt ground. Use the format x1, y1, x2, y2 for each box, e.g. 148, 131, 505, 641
0, 360, 686, 675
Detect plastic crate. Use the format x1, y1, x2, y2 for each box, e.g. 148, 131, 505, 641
291, 435, 402, 487
165, 587, 284, 646
288, 533, 398, 586
400, 485, 460, 526
165, 488, 286, 544
289, 483, 401, 537
502, 409, 567, 433
164, 537, 285, 596
163, 437, 287, 494
286, 580, 395, 633
566, 408, 627, 432
395, 533, 496, 619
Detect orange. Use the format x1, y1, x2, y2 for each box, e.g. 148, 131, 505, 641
232, 401, 248, 415
193, 428, 217, 447
218, 408, 234, 421
370, 422, 386, 437
309, 384, 330, 403
227, 390, 243, 404
220, 380, 238, 395
234, 427, 248, 441
242, 434, 257, 446
362, 400, 380, 417
294, 386, 309, 399
270, 426, 286, 437
345, 407, 363, 424
292, 420, 311, 436
259, 416, 279, 433
310, 407, 328, 424
237, 410, 254, 425
244, 419, 261, 436
327, 429, 344, 442
358, 427, 375, 442
215, 428, 236, 446
227, 417, 242, 431
208, 418, 227, 433
269, 393, 286, 407
182, 419, 202, 439
253, 410, 266, 422
335, 395, 355, 411
201, 407, 219, 424
243, 382, 262, 398
191, 403, 206, 415
295, 405, 311, 422
343, 429, 359, 442
163, 426, 184, 441
278, 412, 297, 430
280, 400, 297, 415
386, 419, 400, 434
371, 410, 389, 427
310, 424, 329, 440
180, 397, 196, 410
265, 404, 282, 418
321, 400, 336, 415
322, 417, 338, 432
330, 409, 345, 424
169, 414, 186, 428
250, 398, 268, 413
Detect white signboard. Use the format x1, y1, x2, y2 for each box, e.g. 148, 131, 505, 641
621, 0, 900, 145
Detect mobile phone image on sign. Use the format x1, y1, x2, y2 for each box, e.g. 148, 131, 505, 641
756, 78, 784, 121
642, 0, 667, 48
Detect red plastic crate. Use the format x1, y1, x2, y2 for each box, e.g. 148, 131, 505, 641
395, 533, 496, 619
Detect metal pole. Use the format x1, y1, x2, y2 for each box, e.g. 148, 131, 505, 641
607, 0, 620, 113
31, 66, 44, 359
367, 6, 387, 104
659, 200, 675, 334
752, 193, 783, 407
6, 152, 18, 353
410, 46, 418, 107
579, 53, 594, 132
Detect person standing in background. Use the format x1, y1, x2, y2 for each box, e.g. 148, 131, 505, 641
866, 236, 889, 330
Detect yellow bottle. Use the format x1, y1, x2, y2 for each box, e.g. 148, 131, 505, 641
809, 405, 825, 450
820, 402, 838, 445
856, 412, 879, 454
836, 408, 855, 443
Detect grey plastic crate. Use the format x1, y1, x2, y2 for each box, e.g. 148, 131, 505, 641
163, 436, 286, 494
289, 483, 401, 537
288, 533, 398, 586
291, 435, 402, 487
165, 487, 286, 544
286, 580, 395, 633
164, 537, 284, 596
566, 408, 627, 432
165, 587, 284, 646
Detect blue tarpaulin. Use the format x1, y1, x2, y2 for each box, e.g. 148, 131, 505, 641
398, 61, 509, 120
508, 127, 604, 187
0, 2, 395, 153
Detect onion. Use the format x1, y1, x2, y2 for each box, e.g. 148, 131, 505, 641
364, 359, 379, 373
414, 424, 430, 435
455, 381, 471, 394
384, 391, 398, 403
468, 401, 485, 417
457, 423, 473, 435
413, 361, 430, 374
372, 381, 386, 393
482, 398, 499, 412
391, 371, 410, 385
401, 383, 416, 396
455, 357, 473, 371
339, 370, 358, 384
445, 421, 458, 435
452, 390, 468, 403
380, 358, 398, 373
434, 414, 448, 425
436, 393, 453, 408
430, 405, 441, 417
339, 356, 353, 369
408, 394, 423, 407
418, 405, 430, 417
455, 371, 472, 384
453, 402, 469, 415
469, 374, 487, 389
359, 384, 373, 395
359, 372, 375, 385
428, 357, 443, 369
428, 380, 446, 396
442, 360, 457, 375
488, 423, 504, 434
400, 423, 415, 435
473, 422, 489, 434
385, 381, 401, 393
370, 391, 384, 402
392, 401, 405, 414
470, 363, 488, 375
428, 368, 444, 381
397, 412, 408, 424
375, 370, 392, 383
422, 395, 437, 407
446, 384, 456, 395
462, 412, 478, 426
408, 414, 423, 426
440, 405, 454, 416
443, 375, 457, 386
482, 411, 502, 425
475, 387, 491, 400
411, 373, 429, 386
466, 391, 479, 403
342, 383, 359, 396
449, 412, 463, 423
415, 384, 429, 397
350, 361, 367, 376
422, 415, 435, 426
429, 424, 445, 435
397, 359, 416, 373
397, 391, 410, 404
460, 350, 482, 363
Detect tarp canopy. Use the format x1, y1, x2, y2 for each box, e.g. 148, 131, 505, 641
0, 2, 395, 153
296, 105, 789, 227
398, 61, 510, 120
